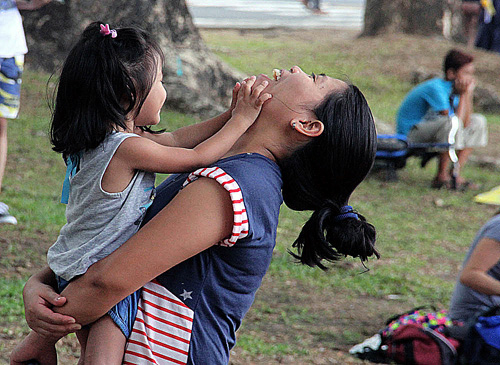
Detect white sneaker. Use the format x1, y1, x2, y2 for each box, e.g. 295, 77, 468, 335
0, 202, 17, 225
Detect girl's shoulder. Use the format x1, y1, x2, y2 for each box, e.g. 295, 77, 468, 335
82, 132, 139, 163
90, 131, 139, 152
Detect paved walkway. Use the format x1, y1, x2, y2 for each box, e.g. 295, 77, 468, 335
186, 0, 365, 30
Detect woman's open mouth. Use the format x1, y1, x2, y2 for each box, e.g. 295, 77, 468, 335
272, 69, 282, 81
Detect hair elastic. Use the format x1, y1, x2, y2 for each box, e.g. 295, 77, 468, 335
333, 205, 359, 222
100, 24, 117, 38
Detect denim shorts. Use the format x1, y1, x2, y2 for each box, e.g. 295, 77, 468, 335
57, 276, 140, 338
0, 56, 23, 119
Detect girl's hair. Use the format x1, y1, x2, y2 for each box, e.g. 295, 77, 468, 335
280, 84, 378, 270
50, 21, 164, 157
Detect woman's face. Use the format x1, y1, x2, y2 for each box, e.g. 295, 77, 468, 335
257, 66, 347, 118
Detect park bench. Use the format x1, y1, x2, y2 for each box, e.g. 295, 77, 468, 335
373, 115, 460, 187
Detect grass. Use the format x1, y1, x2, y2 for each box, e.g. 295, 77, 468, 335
1, 28, 500, 363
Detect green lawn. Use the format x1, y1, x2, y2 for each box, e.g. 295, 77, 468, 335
1, 29, 500, 363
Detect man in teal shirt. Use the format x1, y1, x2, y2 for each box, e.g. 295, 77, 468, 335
396, 49, 487, 190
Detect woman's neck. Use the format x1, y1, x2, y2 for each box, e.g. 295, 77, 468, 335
223, 124, 279, 162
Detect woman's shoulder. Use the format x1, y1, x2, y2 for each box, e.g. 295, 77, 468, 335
216, 153, 281, 181
480, 214, 500, 240
214, 153, 282, 198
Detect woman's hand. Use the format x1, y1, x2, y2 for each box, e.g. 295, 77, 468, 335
231, 76, 272, 126
23, 269, 81, 339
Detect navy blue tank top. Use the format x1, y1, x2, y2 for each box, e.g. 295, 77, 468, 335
124, 153, 283, 364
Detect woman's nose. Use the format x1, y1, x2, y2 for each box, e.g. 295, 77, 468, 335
291, 66, 302, 73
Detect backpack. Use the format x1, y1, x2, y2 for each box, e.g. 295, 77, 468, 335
350, 307, 460, 365
449, 306, 500, 364
384, 323, 460, 365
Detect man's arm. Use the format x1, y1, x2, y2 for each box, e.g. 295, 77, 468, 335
454, 76, 475, 127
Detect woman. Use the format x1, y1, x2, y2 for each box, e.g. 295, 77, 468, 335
449, 213, 500, 322
13, 66, 378, 364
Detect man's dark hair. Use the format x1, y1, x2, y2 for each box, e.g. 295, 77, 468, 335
444, 49, 474, 74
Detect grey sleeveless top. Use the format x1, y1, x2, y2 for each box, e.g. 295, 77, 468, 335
47, 132, 155, 281
449, 214, 500, 321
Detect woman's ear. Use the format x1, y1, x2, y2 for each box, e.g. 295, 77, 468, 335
290, 118, 324, 137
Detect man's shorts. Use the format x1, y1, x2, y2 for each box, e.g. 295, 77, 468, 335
408, 113, 488, 150
57, 275, 140, 338
0, 55, 24, 119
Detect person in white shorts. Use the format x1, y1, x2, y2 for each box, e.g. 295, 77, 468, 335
396, 49, 488, 191
0, 0, 52, 224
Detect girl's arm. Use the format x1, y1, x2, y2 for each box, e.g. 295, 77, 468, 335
144, 83, 242, 148
54, 176, 234, 324
460, 237, 500, 295
118, 77, 270, 173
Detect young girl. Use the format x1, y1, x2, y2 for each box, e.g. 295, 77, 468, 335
12, 22, 271, 364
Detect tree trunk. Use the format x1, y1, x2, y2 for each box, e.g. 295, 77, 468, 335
361, 0, 463, 39
20, 0, 243, 117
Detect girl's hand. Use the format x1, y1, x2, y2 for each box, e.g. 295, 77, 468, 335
231, 76, 272, 126
228, 82, 242, 115
23, 276, 81, 339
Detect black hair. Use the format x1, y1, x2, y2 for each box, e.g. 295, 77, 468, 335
50, 21, 164, 157
443, 49, 474, 74
280, 84, 379, 270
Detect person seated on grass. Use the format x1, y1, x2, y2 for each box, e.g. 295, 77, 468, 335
449, 213, 500, 322
396, 49, 488, 191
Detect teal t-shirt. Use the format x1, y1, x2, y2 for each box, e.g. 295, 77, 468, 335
396, 78, 458, 135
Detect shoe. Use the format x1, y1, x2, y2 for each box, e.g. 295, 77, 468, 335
431, 179, 451, 190
0, 202, 17, 225
455, 180, 480, 192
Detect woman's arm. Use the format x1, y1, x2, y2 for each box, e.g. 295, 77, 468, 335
55, 176, 234, 325
460, 237, 500, 295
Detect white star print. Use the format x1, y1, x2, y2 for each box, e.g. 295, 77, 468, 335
180, 289, 193, 300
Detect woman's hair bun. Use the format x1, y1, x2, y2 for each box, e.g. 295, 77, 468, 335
290, 205, 378, 270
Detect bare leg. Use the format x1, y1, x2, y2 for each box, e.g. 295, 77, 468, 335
75, 327, 89, 365
435, 151, 451, 183
456, 148, 473, 184
0, 117, 8, 193
84, 315, 126, 365
10, 330, 58, 365
461, 2, 481, 48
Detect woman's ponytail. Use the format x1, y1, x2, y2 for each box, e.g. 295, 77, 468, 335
281, 83, 378, 270
290, 203, 378, 270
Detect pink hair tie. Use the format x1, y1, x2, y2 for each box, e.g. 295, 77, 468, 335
100, 24, 117, 38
